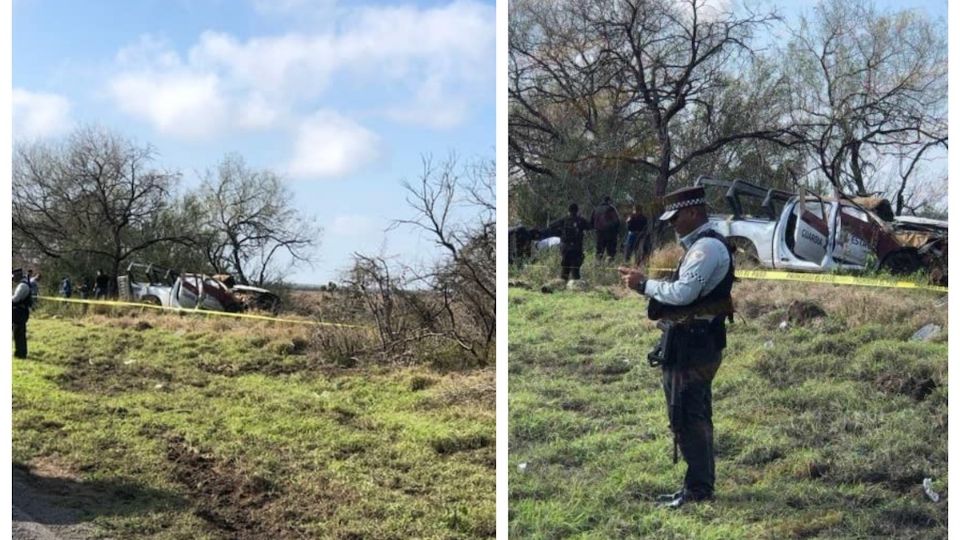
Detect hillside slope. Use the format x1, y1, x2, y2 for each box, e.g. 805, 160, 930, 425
509, 280, 947, 539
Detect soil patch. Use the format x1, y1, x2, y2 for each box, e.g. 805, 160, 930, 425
786, 300, 827, 325
53, 356, 173, 395
165, 435, 357, 538
165, 435, 277, 538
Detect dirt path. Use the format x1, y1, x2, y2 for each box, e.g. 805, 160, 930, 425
12, 467, 100, 540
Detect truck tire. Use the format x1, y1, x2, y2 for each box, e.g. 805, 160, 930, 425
142, 296, 161, 306
879, 249, 922, 276
257, 294, 281, 315
729, 237, 761, 268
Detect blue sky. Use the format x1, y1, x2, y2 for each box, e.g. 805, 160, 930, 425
13, 0, 495, 284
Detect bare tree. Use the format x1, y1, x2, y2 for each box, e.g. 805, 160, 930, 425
785, 0, 947, 199
393, 155, 496, 361
509, 0, 794, 227
12, 126, 186, 283
198, 154, 320, 286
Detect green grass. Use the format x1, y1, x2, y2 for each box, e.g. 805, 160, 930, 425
508, 281, 947, 539
14, 312, 494, 539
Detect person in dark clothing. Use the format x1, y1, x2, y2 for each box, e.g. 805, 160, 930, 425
93, 270, 109, 299
624, 206, 648, 264
509, 225, 536, 265
619, 186, 734, 509
60, 276, 73, 298
79, 277, 90, 300
548, 203, 592, 280
591, 196, 621, 262
12, 268, 32, 359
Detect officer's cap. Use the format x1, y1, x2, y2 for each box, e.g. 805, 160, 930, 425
12, 268, 23, 279
659, 186, 707, 221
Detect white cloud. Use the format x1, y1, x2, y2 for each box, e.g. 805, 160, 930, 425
251, 0, 337, 15
384, 74, 470, 129
286, 111, 381, 179
12, 89, 73, 140
108, 70, 228, 139
329, 214, 380, 237
106, 1, 494, 137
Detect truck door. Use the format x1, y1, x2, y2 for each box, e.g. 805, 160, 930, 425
790, 193, 829, 263
175, 274, 203, 308
832, 204, 874, 266
832, 202, 900, 267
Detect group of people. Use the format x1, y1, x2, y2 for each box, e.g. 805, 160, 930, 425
11, 268, 113, 359
508, 197, 650, 280
56, 270, 112, 300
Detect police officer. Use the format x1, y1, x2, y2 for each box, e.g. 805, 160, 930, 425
12, 268, 32, 359
549, 203, 592, 281
591, 196, 621, 262
619, 186, 735, 508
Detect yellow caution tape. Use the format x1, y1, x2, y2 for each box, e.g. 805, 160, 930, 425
36, 296, 368, 329
733, 269, 947, 293
513, 264, 946, 292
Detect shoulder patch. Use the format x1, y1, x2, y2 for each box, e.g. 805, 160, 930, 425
688, 249, 706, 263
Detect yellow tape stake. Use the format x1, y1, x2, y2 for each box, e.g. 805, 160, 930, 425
37, 296, 368, 329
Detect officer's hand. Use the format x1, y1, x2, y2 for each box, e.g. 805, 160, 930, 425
618, 266, 646, 291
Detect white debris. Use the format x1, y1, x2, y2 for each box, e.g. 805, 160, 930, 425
566, 279, 590, 291
778, 320, 789, 331
923, 478, 940, 502
154, 383, 165, 390
518, 462, 528, 472
911, 324, 941, 342
763, 340, 775, 349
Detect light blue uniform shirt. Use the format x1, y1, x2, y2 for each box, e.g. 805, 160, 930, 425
643, 222, 731, 306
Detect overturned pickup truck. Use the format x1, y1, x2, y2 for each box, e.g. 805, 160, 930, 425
118, 263, 281, 313
696, 177, 948, 284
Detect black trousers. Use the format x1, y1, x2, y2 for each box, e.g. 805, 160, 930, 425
560, 250, 584, 280
13, 321, 27, 358
662, 351, 721, 498
596, 227, 619, 259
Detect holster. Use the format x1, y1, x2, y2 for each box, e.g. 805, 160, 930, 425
648, 317, 726, 369
12, 305, 29, 325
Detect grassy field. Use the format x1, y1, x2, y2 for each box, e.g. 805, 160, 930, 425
13, 308, 494, 539
508, 276, 947, 539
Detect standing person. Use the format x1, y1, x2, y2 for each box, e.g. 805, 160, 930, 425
549, 203, 592, 281
79, 277, 90, 299
93, 270, 109, 299
591, 196, 621, 262
618, 186, 735, 508
12, 268, 32, 359
60, 276, 73, 298
624, 205, 648, 264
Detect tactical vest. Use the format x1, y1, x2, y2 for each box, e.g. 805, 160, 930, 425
648, 229, 736, 323
560, 216, 585, 251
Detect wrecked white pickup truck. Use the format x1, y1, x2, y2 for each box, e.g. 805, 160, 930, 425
697, 177, 948, 284
118, 263, 281, 313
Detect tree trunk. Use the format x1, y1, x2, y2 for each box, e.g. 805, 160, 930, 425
849, 141, 868, 196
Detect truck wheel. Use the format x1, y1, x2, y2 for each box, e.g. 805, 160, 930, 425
142, 296, 161, 306
729, 237, 760, 268
258, 294, 281, 315
880, 249, 922, 276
